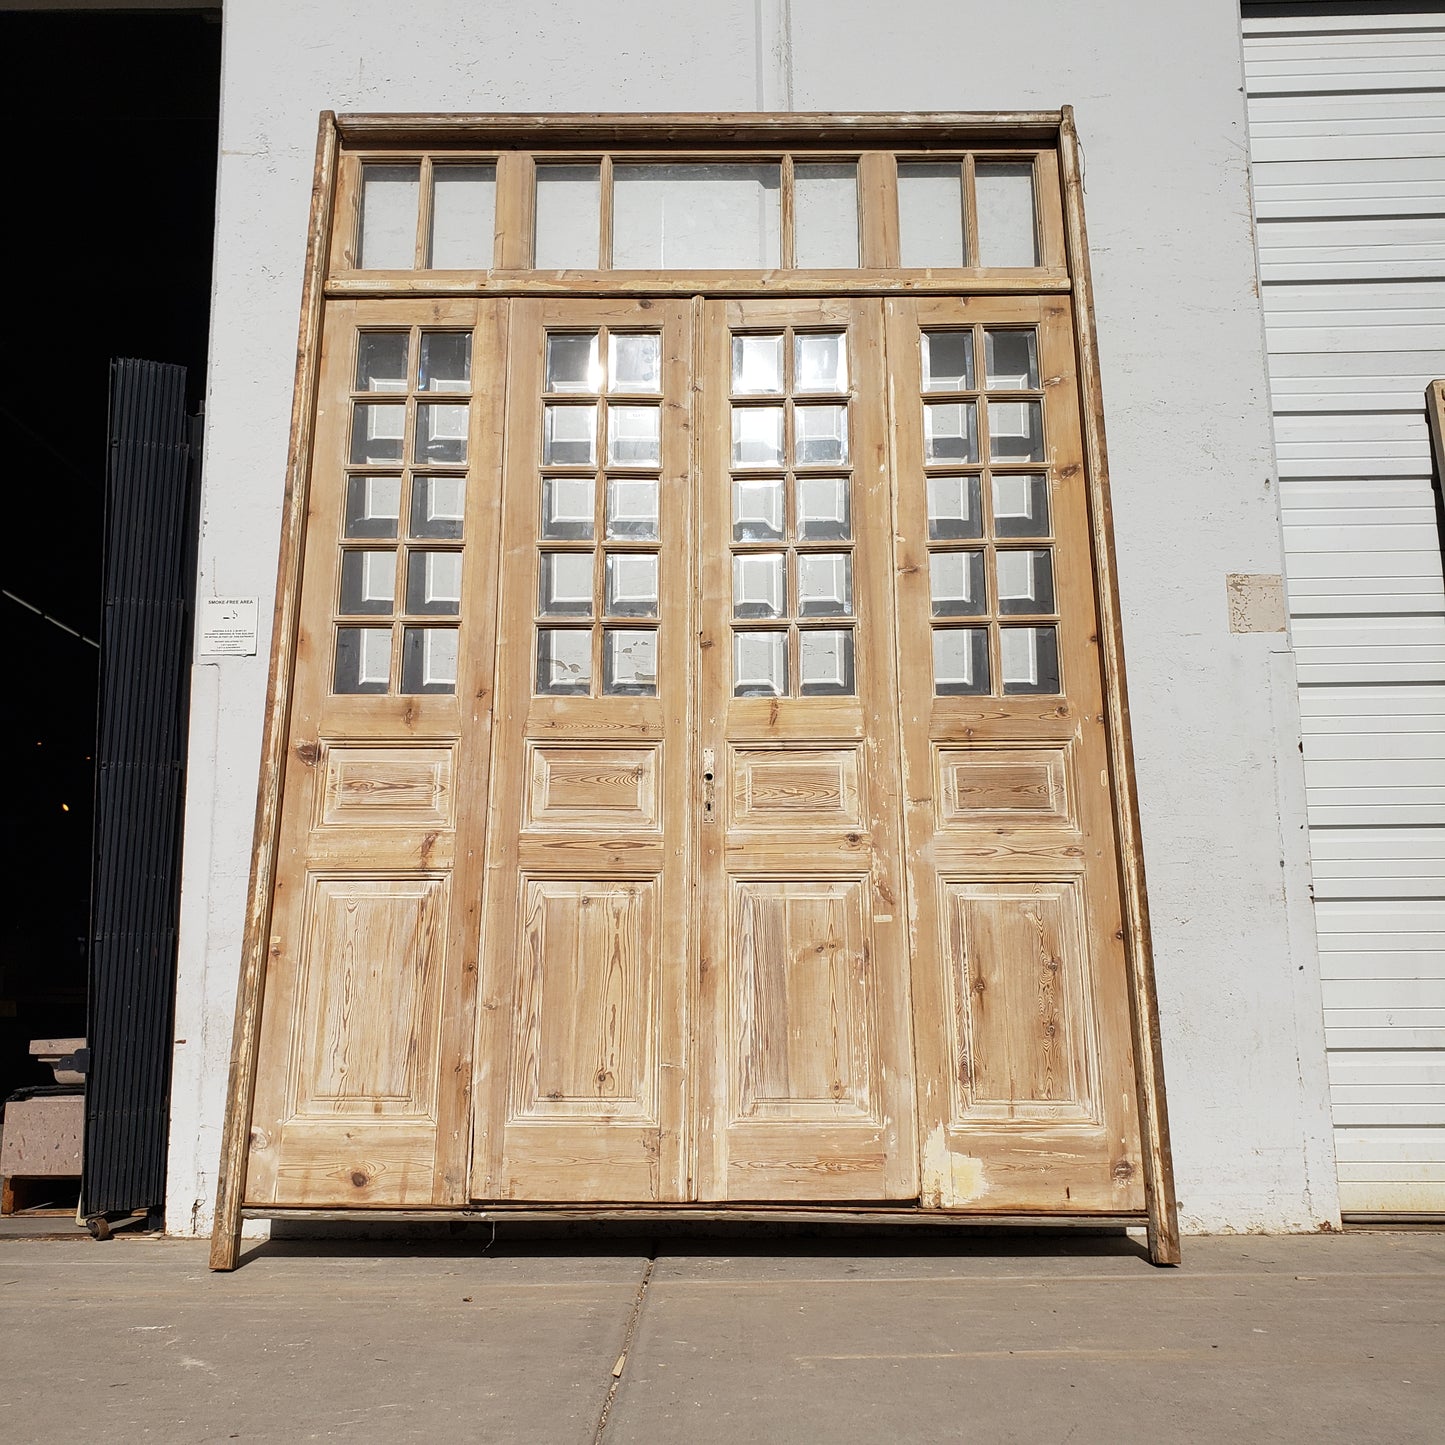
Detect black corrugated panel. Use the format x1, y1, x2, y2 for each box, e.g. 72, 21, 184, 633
83, 359, 198, 1222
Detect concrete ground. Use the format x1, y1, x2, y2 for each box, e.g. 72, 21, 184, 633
0, 1228, 1440, 1444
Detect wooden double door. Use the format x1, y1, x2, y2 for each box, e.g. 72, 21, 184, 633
242, 293, 1145, 1217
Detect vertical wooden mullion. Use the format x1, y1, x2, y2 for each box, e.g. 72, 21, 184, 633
781, 154, 797, 269
858, 152, 899, 269
1034, 148, 1066, 273
599, 155, 614, 270
495, 152, 534, 270
415, 156, 434, 269
961, 154, 980, 269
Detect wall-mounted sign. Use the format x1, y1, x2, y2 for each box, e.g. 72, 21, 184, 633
199, 597, 260, 656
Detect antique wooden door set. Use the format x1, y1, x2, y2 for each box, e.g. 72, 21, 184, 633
211, 111, 1178, 1268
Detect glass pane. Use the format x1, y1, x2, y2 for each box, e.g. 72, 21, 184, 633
793, 164, 859, 269
923, 402, 978, 463
607, 405, 661, 467
334, 626, 392, 694
419, 333, 471, 393
546, 333, 600, 394
355, 332, 409, 393
608, 334, 662, 393
975, 162, 1038, 267
605, 552, 659, 617
930, 550, 986, 617
794, 333, 848, 395
732, 334, 784, 395
732, 406, 785, 468
539, 551, 593, 617
606, 478, 659, 540
358, 165, 419, 269
410, 474, 466, 539
345, 474, 401, 538
613, 163, 781, 268
416, 403, 469, 465
794, 405, 848, 466
536, 628, 591, 695
401, 626, 458, 694
989, 400, 1044, 462
933, 627, 990, 696
1001, 625, 1060, 694
997, 549, 1055, 615
897, 162, 965, 268
543, 404, 597, 465
734, 630, 787, 697
339, 549, 396, 615
406, 550, 463, 615
542, 476, 595, 540
534, 165, 600, 269
797, 553, 853, 617
984, 329, 1039, 390
350, 402, 405, 464
992, 474, 1050, 538
603, 628, 658, 696
926, 475, 982, 540
732, 478, 784, 542
799, 629, 855, 696
429, 165, 496, 269
922, 332, 974, 392
733, 552, 786, 619
797, 477, 851, 541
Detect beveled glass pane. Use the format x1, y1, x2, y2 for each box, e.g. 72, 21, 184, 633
612, 163, 781, 268
355, 332, 409, 392
733, 552, 786, 619
401, 626, 458, 694
538, 551, 593, 616
992, 474, 1050, 537
793, 163, 859, 269
603, 628, 658, 696
922, 332, 974, 392
358, 165, 419, 269
334, 626, 392, 694
797, 553, 853, 617
607, 405, 661, 467
608, 333, 662, 393
797, 476, 851, 541
410, 474, 465, 539
606, 478, 659, 540
345, 474, 401, 539
415, 403, 469, 464
924, 402, 978, 463
933, 627, 990, 696
339, 549, 396, 615
419, 332, 471, 393
543, 404, 597, 466
988, 400, 1044, 462
546, 333, 600, 394
428, 165, 496, 269
794, 405, 848, 466
731, 406, 784, 467
794, 333, 848, 394
930, 550, 987, 617
996, 549, 1055, 615
536, 628, 592, 695
534, 165, 600, 269
734, 630, 787, 698
542, 476, 595, 540
406, 550, 463, 615
732, 478, 784, 542
897, 162, 965, 268
1001, 625, 1060, 694
732, 334, 784, 395
926, 475, 982, 540
799, 629, 855, 696
984, 329, 1039, 390
605, 552, 659, 617
350, 402, 405, 464
975, 162, 1039, 267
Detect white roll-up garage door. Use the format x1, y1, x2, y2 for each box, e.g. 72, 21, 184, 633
1243, 3, 1445, 1213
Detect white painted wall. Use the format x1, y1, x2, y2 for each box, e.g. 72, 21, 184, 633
167, 0, 1339, 1236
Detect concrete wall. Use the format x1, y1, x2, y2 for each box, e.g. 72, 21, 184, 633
167, 0, 1340, 1235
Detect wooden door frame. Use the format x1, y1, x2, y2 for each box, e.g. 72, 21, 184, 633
209, 108, 1178, 1269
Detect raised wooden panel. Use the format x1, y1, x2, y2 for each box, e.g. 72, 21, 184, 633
319, 745, 454, 828
935, 745, 1071, 827
509, 879, 658, 1122
290, 876, 447, 1118
942, 880, 1100, 1125
732, 879, 876, 1121
730, 747, 864, 829
524, 745, 660, 831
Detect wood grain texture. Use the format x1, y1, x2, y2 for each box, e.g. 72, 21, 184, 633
319, 745, 454, 827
